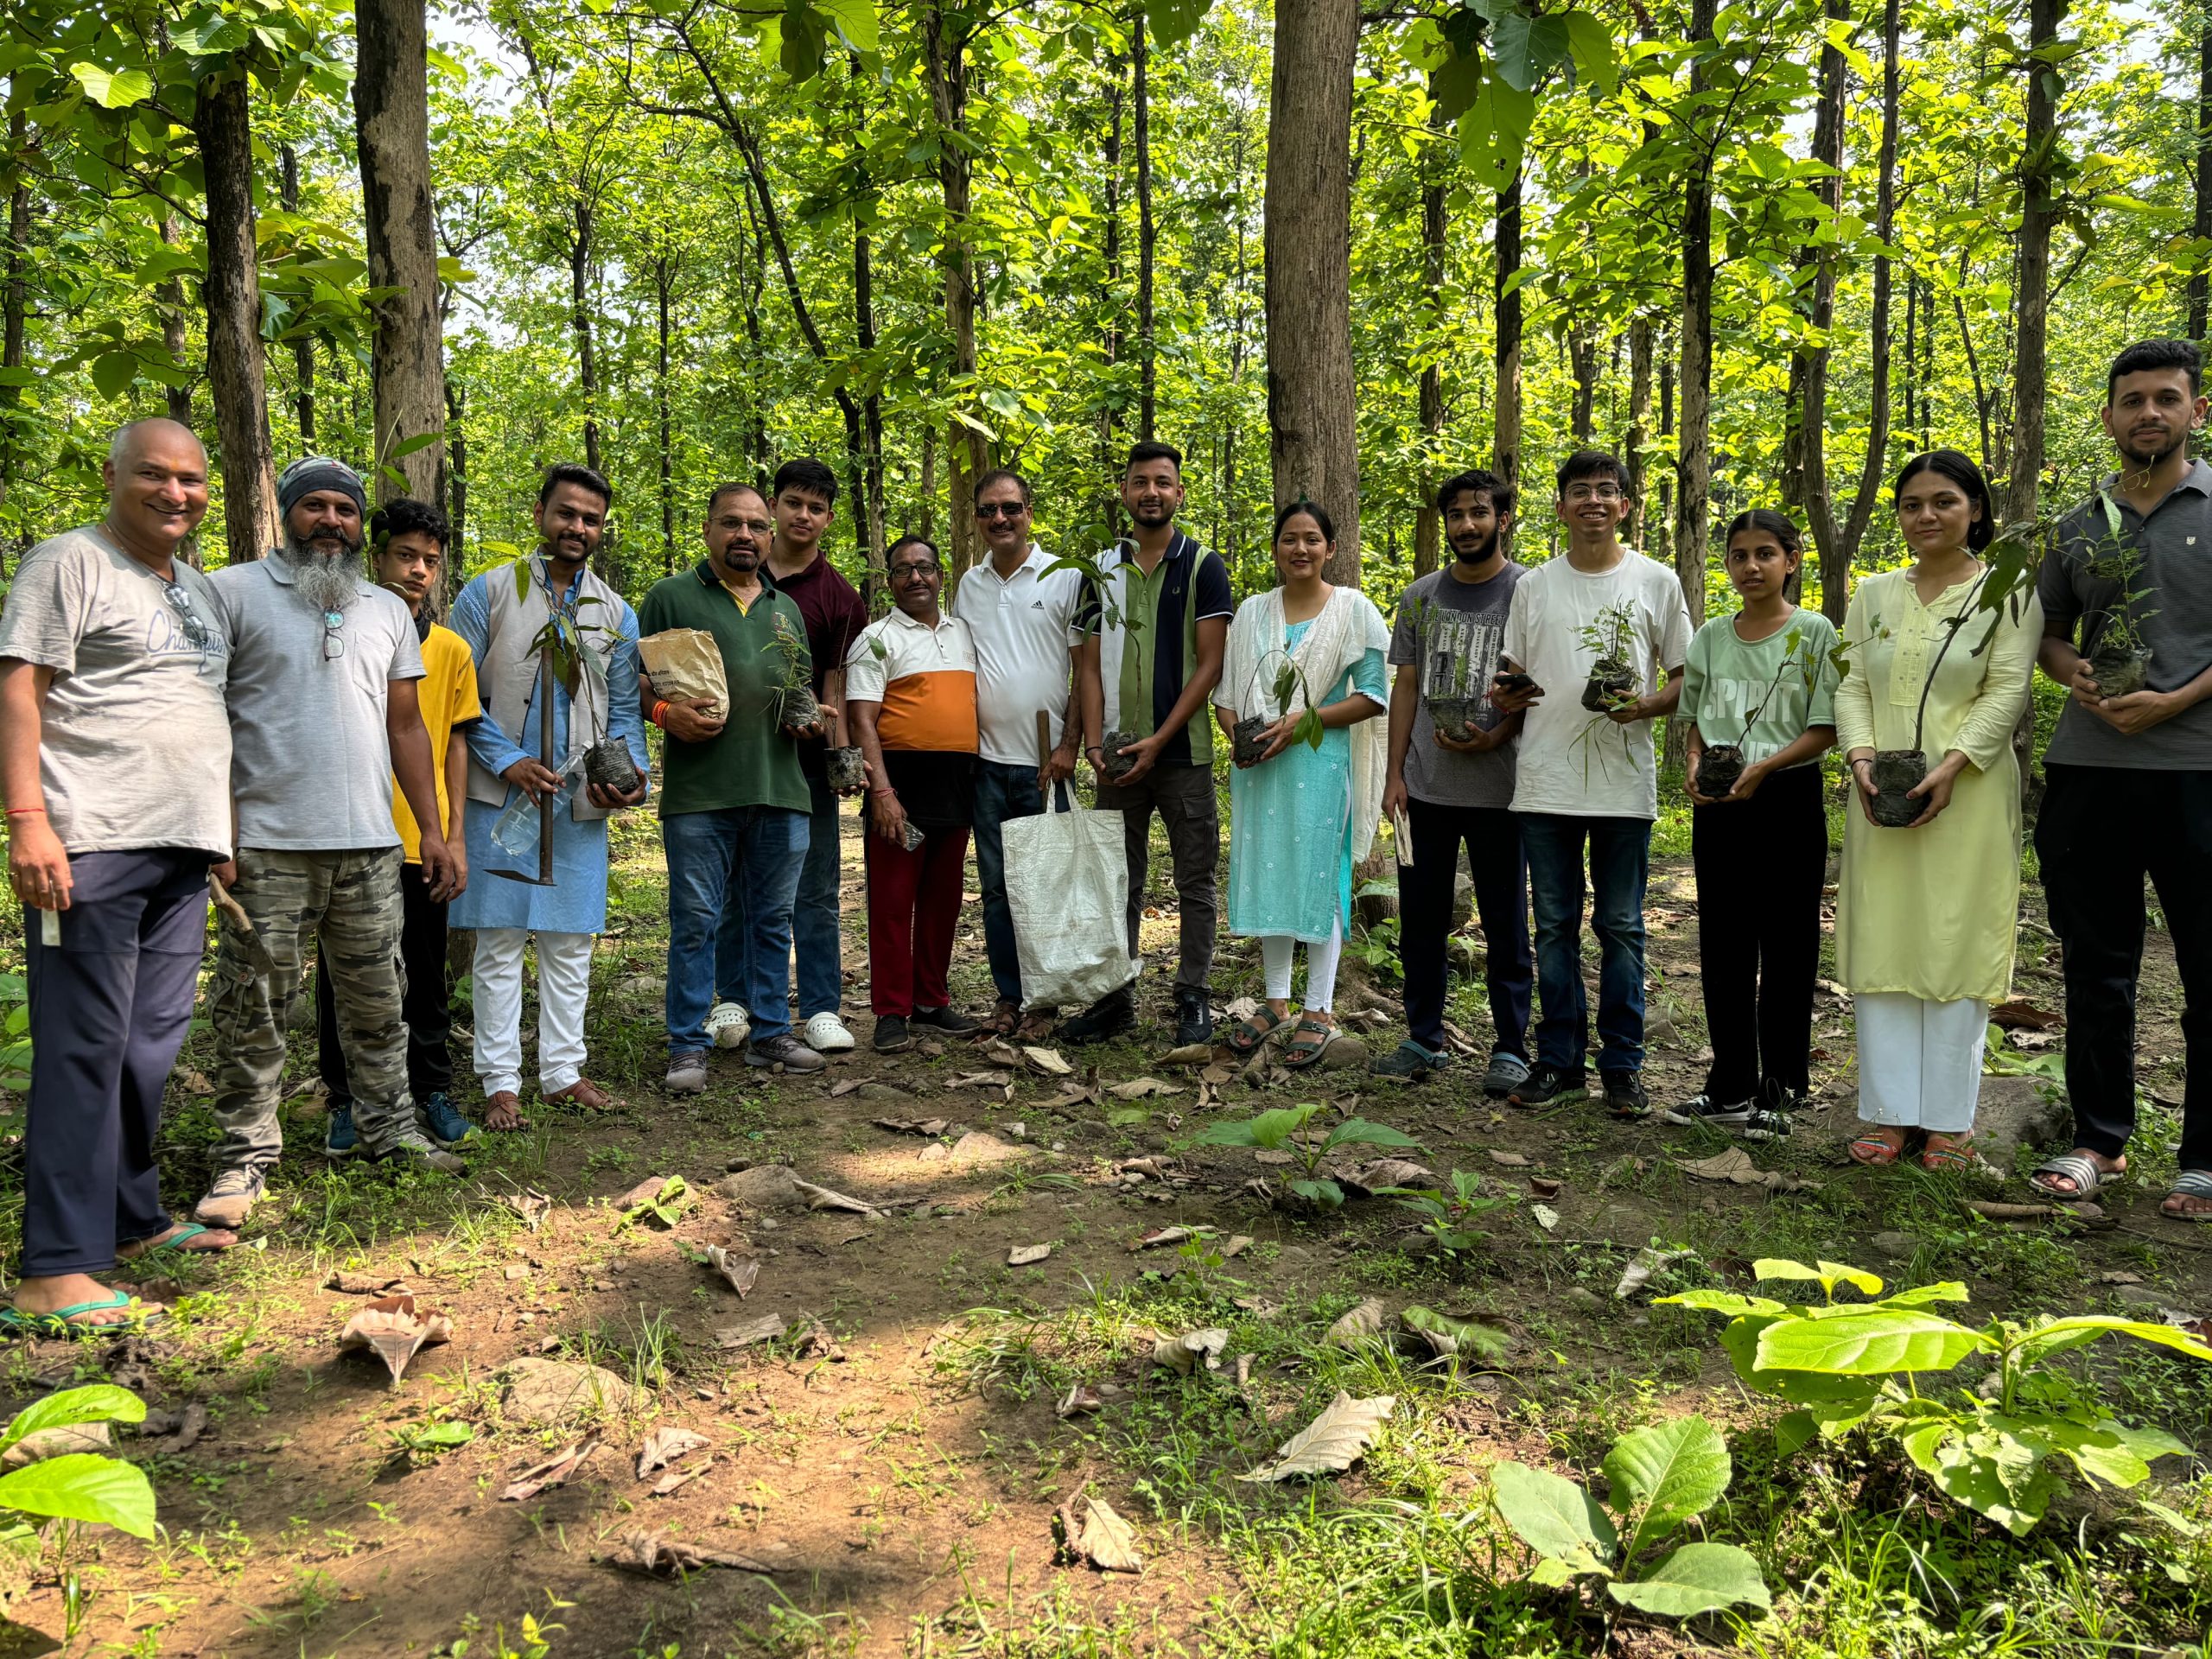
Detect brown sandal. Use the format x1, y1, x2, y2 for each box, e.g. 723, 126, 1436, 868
1225, 1007, 1287, 1057
544, 1077, 614, 1112
986, 999, 1022, 1038
1281, 1014, 1336, 1069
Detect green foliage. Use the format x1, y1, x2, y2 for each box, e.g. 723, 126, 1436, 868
0, 1385, 156, 1540
615, 1175, 690, 1231
1189, 1103, 1420, 1209
388, 1420, 475, 1464
1489, 1415, 1773, 1618
0, 974, 29, 1094
1389, 1169, 1517, 1255
1660, 1257, 2212, 1535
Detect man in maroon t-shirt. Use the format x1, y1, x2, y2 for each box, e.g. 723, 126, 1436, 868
714, 457, 867, 1053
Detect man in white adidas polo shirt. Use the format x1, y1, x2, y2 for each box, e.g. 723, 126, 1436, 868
957, 468, 1087, 1039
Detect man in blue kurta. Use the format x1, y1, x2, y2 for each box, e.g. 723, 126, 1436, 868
448, 464, 648, 1129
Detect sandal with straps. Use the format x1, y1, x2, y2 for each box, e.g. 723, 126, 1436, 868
2027, 1151, 2119, 1201
1848, 1127, 1910, 1167
1919, 1133, 1979, 1174
2160, 1168, 2212, 1223
1225, 1007, 1288, 1057
1281, 1014, 1336, 1070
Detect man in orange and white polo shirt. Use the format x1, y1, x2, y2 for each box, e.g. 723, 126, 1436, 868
845, 535, 982, 1054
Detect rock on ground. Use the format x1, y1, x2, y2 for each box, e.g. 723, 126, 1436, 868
499, 1357, 647, 1426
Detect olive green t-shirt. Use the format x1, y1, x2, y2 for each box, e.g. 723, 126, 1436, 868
636, 563, 812, 818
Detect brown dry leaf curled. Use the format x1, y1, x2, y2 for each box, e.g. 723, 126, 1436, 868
1024, 1046, 1075, 1077
636, 1427, 710, 1478
715, 1313, 788, 1349
1071, 1496, 1144, 1573
1128, 1225, 1212, 1252
336, 1294, 452, 1386
650, 1462, 712, 1497
1160, 1043, 1216, 1067
949, 1071, 1014, 1090
1675, 1147, 1819, 1192
1056, 1383, 1105, 1419
1151, 1327, 1230, 1374
1485, 1149, 1532, 1169
979, 1039, 1026, 1066
1007, 1243, 1054, 1266
1323, 1298, 1388, 1348
1238, 1392, 1395, 1482
501, 1438, 600, 1503
703, 1245, 760, 1298
872, 1116, 950, 1136
1220, 1235, 1254, 1259
1108, 1077, 1179, 1100
502, 1192, 552, 1230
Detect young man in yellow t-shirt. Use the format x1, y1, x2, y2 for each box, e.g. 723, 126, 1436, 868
315, 498, 483, 1154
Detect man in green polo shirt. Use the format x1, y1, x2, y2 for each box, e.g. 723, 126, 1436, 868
638, 480, 825, 1089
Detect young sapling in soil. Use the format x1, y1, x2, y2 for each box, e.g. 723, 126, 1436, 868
1694, 626, 1809, 799
763, 612, 821, 733
1578, 600, 1641, 713
2084, 494, 2157, 698
1231, 652, 1325, 766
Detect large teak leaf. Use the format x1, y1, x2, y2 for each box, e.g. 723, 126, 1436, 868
1490, 1462, 1616, 1571
1608, 1541, 1772, 1618
1602, 1414, 1731, 1558
1238, 1392, 1394, 1482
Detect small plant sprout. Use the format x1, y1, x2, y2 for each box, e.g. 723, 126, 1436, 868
761, 611, 819, 731
1386, 1170, 1518, 1255
1190, 1104, 1421, 1209
1231, 650, 1327, 766
1576, 600, 1641, 712
2082, 493, 2158, 696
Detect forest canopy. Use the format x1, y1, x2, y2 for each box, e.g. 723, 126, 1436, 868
0, 0, 2196, 619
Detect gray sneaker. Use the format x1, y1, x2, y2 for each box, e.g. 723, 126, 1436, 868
666, 1052, 709, 1095
378, 1130, 467, 1173
747, 1033, 828, 1072
1480, 1052, 1532, 1099
194, 1166, 267, 1230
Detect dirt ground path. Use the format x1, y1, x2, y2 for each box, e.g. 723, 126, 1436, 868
3, 807, 2208, 1658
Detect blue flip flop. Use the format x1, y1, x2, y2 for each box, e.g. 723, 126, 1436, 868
0, 1293, 165, 1340
118, 1222, 229, 1262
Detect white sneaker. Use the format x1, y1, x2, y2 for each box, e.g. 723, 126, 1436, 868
704, 1002, 750, 1050
803, 1012, 855, 1052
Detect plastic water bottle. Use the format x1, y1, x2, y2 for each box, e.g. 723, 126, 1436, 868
491, 747, 588, 861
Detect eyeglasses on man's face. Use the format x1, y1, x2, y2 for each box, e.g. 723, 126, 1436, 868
890, 561, 939, 581
975, 500, 1028, 521
1563, 484, 1623, 504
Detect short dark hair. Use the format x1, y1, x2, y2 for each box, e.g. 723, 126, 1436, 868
539, 461, 611, 509
1555, 450, 1630, 495
1272, 497, 1336, 544
705, 480, 768, 518
370, 497, 450, 551
772, 457, 838, 505
1125, 440, 1182, 475
1894, 448, 1995, 552
973, 467, 1032, 505
2107, 339, 2202, 401
887, 533, 941, 569
1437, 467, 1516, 520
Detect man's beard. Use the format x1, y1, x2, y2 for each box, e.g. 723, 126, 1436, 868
2118, 429, 2185, 471
1128, 503, 1175, 530
279, 529, 363, 615
1451, 529, 1498, 565
718, 546, 762, 579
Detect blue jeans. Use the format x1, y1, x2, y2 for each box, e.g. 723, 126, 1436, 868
666, 806, 809, 1056
972, 760, 1071, 1005
1517, 812, 1651, 1074
715, 772, 842, 1024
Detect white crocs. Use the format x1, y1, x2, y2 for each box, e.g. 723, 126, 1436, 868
802, 1012, 855, 1052
704, 1002, 751, 1050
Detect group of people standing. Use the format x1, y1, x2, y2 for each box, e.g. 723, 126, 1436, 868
4, 335, 2209, 1334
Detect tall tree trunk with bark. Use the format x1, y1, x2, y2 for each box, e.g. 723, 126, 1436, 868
655, 254, 676, 572
855, 202, 887, 606
191, 73, 279, 564
1413, 103, 1447, 581
569, 198, 601, 479
1493, 168, 1523, 508
1, 113, 29, 526
155, 214, 194, 426
2004, 0, 2066, 524
444, 378, 467, 563
1671, 0, 1719, 637
354, 0, 447, 505
279, 146, 315, 444
1264, 0, 1362, 583
2194, 12, 2212, 342
1624, 318, 1654, 546
1099, 54, 1126, 532
1802, 0, 1897, 624
1568, 320, 1598, 443
921, 0, 984, 571
1135, 5, 1156, 441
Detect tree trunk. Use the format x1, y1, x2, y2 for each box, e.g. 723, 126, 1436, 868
569, 198, 601, 479
1671, 0, 1719, 636
918, 421, 937, 541
354, 0, 447, 506
1624, 318, 1654, 547
1135, 6, 1156, 442
921, 0, 984, 573
1493, 167, 1523, 507
1, 113, 29, 518
2004, 0, 2065, 524
1264, 0, 1362, 583
656, 255, 675, 573
1099, 53, 1125, 531
191, 73, 279, 564
155, 214, 194, 426
444, 378, 467, 568
738, 181, 769, 482
2194, 14, 2212, 343
1568, 321, 1598, 443
1413, 113, 1446, 581
279, 146, 315, 444
855, 202, 887, 607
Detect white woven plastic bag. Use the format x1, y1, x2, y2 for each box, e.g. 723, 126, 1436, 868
1002, 803, 1138, 1011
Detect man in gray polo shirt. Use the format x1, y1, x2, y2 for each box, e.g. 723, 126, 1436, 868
2032, 338, 2212, 1221
197, 457, 466, 1229
0, 418, 236, 1335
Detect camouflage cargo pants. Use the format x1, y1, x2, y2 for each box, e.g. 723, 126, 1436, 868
209, 847, 416, 1170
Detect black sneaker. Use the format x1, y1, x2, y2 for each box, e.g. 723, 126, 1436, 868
872, 1015, 913, 1054
1603, 1070, 1651, 1120
1371, 1039, 1449, 1080
1507, 1065, 1587, 1108
1662, 1093, 1757, 1129
1060, 988, 1136, 1046
1741, 1106, 1795, 1141
913, 1005, 982, 1036
1174, 988, 1214, 1047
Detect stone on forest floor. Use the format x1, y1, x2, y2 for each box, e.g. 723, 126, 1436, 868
499, 1357, 647, 1425
1871, 1231, 1917, 1260
1973, 1077, 2069, 1164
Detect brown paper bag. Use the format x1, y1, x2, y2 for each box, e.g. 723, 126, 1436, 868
639, 628, 728, 718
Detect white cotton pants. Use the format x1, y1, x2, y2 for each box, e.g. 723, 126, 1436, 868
1262, 918, 1345, 1013
472, 928, 594, 1097
1855, 991, 1987, 1134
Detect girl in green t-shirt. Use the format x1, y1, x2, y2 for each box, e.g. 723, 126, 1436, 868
1666, 510, 1840, 1140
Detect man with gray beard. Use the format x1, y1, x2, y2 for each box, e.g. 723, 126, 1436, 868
198, 457, 467, 1229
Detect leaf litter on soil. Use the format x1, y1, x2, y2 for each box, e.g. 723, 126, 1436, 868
336, 1294, 451, 1386
1239, 1393, 1395, 1482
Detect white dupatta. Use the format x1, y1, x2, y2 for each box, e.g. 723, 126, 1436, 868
1216, 585, 1391, 861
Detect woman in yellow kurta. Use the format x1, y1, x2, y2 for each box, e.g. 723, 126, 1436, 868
1834, 449, 2041, 1171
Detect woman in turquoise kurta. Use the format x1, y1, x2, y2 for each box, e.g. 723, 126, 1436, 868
1214, 501, 1389, 1068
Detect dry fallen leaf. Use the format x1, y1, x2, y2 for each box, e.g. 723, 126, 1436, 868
1530, 1204, 1560, 1232
1201, 1062, 1233, 1085
1486, 1149, 1532, 1169
715, 1313, 788, 1349
1057, 1383, 1104, 1419
1160, 1043, 1216, 1066
1529, 1177, 1563, 1199
501, 1438, 599, 1502
1238, 1392, 1395, 1482
1151, 1327, 1229, 1374
830, 1078, 868, 1097
979, 1039, 1026, 1066
1008, 1243, 1054, 1267
1024, 1046, 1074, 1077
703, 1245, 759, 1298
949, 1071, 1014, 1090
1128, 1225, 1212, 1252
1220, 1235, 1254, 1259
605, 1529, 779, 1575
325, 1270, 409, 1295
1343, 1157, 1437, 1194
636, 1427, 709, 1479
336, 1294, 452, 1386
872, 1116, 950, 1136
1060, 1495, 1143, 1573
1253, 1148, 1294, 1166
1676, 1147, 1819, 1192
1615, 1246, 1695, 1300
1324, 1298, 1387, 1348
795, 1177, 879, 1215
1108, 1077, 1179, 1100
651, 1461, 712, 1497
